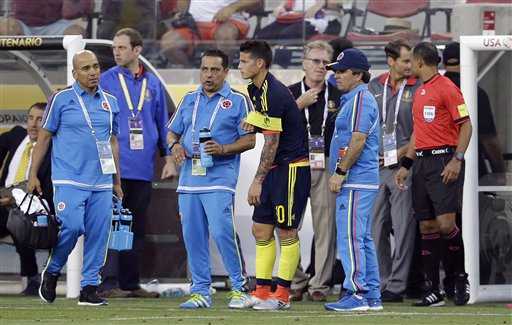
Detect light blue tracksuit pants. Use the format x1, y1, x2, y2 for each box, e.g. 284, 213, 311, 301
179, 191, 245, 297
336, 188, 381, 299
46, 186, 112, 288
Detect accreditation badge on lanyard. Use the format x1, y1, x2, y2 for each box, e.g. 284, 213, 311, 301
309, 136, 325, 170
97, 141, 117, 174
128, 116, 144, 150
73, 87, 116, 174
191, 143, 206, 176
303, 81, 328, 170
190, 93, 223, 176
382, 132, 398, 167
119, 73, 147, 151
382, 77, 406, 167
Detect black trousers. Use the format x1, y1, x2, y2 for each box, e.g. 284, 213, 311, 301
101, 179, 152, 291
0, 207, 38, 277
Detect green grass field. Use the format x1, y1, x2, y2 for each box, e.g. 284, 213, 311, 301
0, 293, 510, 325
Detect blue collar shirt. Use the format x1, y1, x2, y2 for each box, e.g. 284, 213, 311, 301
167, 81, 251, 194
42, 82, 120, 190
329, 83, 380, 191
100, 65, 170, 182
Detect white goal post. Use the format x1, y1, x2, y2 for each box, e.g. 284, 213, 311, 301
460, 35, 512, 303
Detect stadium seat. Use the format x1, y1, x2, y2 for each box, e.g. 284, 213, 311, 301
344, 0, 452, 43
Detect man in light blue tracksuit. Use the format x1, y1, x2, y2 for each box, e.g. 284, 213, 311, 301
324, 48, 382, 312
28, 50, 122, 306
167, 50, 255, 309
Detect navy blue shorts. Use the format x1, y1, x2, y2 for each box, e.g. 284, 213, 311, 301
252, 160, 311, 229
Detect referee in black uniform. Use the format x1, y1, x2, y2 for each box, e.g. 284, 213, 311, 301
395, 42, 472, 307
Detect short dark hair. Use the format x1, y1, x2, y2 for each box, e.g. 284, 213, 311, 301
114, 27, 143, 49
239, 40, 272, 69
201, 49, 229, 69
443, 41, 460, 66
384, 39, 411, 60
329, 37, 353, 61
28, 102, 46, 114
351, 68, 371, 83
413, 42, 441, 66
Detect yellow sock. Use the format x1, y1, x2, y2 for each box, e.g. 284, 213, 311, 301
255, 238, 276, 281
278, 237, 300, 282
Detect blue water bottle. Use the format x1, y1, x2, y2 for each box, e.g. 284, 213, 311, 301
199, 128, 214, 168
119, 208, 134, 250
109, 208, 120, 250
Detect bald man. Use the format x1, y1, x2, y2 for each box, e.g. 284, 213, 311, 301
29, 50, 122, 306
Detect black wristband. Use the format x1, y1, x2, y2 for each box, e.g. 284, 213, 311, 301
168, 141, 179, 151
335, 167, 347, 176
400, 156, 414, 170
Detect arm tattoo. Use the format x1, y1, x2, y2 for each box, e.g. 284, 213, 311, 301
254, 133, 280, 183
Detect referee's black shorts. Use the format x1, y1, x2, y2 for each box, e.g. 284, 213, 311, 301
412, 153, 464, 221
252, 159, 311, 230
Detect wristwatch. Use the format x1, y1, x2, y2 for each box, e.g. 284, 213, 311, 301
454, 151, 465, 161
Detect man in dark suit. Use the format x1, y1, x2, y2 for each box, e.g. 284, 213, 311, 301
0, 102, 53, 296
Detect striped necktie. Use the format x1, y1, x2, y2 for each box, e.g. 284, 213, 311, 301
14, 141, 34, 184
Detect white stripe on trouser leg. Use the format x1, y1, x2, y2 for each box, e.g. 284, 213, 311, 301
230, 201, 245, 286
347, 190, 357, 292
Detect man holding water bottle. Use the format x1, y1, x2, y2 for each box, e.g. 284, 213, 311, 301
166, 49, 255, 309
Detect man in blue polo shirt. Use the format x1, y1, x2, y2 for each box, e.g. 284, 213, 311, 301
167, 49, 255, 309
324, 48, 382, 312
28, 50, 122, 306
99, 28, 173, 298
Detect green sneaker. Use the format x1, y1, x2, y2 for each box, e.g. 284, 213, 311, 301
179, 293, 212, 309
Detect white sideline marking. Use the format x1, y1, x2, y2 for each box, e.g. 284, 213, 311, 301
5, 308, 510, 323
108, 311, 510, 321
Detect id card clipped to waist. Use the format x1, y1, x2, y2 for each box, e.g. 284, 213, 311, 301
308, 135, 325, 170
382, 131, 398, 167
128, 116, 144, 150
191, 143, 206, 176
96, 140, 116, 174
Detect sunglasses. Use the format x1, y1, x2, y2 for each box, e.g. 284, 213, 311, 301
304, 58, 331, 66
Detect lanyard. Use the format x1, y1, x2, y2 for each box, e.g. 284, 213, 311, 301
191, 92, 223, 142
73, 87, 113, 141
382, 76, 406, 130
301, 81, 329, 137
118, 73, 147, 117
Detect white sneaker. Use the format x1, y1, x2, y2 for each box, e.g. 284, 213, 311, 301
228, 291, 253, 309
252, 298, 290, 310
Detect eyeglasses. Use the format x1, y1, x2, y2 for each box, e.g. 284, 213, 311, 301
304, 58, 330, 66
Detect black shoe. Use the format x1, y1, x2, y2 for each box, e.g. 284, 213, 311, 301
413, 291, 445, 307
78, 285, 108, 306
22, 279, 40, 296
39, 270, 59, 303
443, 276, 455, 299
381, 290, 404, 303
454, 273, 470, 306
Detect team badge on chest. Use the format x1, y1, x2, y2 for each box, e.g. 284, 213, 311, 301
221, 99, 232, 109
57, 202, 66, 211
101, 101, 110, 111
423, 105, 436, 122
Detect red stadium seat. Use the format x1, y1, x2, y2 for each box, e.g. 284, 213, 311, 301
345, 0, 452, 43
